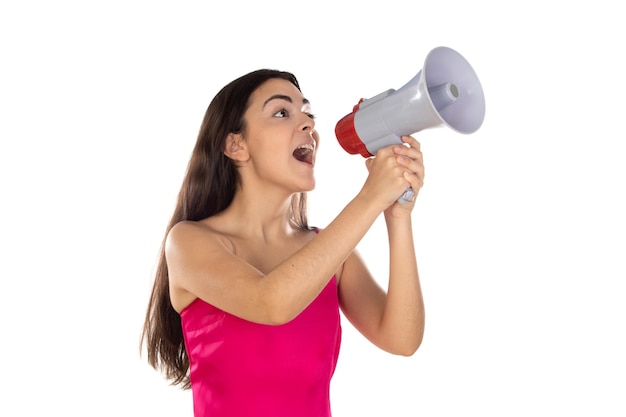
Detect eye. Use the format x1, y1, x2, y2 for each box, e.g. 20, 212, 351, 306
273, 108, 289, 118
306, 112, 316, 120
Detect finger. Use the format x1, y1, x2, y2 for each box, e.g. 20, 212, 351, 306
395, 153, 425, 179
402, 135, 421, 151
393, 142, 423, 163
403, 170, 424, 193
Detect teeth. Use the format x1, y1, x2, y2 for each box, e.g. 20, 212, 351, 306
298, 144, 314, 151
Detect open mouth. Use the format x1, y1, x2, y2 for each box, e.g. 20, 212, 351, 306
292, 143, 315, 165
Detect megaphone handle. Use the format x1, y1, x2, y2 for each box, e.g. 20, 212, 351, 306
398, 187, 414, 204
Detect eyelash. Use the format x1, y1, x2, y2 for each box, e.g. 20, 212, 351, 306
274, 108, 316, 120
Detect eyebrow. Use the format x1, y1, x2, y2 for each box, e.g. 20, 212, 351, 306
263, 94, 310, 108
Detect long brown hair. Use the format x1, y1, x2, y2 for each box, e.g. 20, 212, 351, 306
140, 69, 311, 388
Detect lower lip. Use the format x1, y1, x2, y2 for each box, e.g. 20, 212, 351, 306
294, 158, 314, 167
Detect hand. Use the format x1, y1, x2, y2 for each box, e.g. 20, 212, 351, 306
395, 135, 425, 198
361, 136, 425, 211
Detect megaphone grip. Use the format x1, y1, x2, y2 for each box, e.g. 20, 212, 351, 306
398, 187, 414, 204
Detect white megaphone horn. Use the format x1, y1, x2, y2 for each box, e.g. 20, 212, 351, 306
335, 46, 486, 203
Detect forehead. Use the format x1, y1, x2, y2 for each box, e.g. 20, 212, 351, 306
250, 78, 309, 108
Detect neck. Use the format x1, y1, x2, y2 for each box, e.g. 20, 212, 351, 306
218, 187, 298, 242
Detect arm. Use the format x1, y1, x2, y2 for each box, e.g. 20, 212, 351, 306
166, 141, 413, 325
338, 136, 425, 355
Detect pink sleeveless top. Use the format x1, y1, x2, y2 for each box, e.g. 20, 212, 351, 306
180, 276, 342, 417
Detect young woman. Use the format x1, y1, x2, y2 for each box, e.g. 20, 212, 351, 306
141, 69, 426, 416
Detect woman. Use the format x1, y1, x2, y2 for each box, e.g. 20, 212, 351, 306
141, 69, 425, 416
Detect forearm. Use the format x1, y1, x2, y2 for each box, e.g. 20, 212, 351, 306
262, 193, 384, 323
379, 212, 425, 354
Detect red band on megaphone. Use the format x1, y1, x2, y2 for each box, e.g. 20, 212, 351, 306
335, 100, 372, 158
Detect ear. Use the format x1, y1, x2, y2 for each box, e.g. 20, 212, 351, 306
224, 133, 249, 162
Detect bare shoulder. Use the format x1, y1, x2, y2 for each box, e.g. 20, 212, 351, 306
166, 220, 233, 258
165, 220, 236, 312
167, 219, 217, 242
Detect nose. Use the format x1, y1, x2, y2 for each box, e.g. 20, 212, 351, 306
299, 112, 315, 133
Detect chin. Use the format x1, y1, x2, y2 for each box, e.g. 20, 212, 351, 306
300, 181, 316, 193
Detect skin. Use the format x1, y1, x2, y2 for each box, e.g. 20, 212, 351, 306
166, 78, 426, 356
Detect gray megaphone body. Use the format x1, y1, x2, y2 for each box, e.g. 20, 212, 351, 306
335, 46, 486, 203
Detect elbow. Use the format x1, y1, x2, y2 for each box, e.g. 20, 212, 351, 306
254, 285, 302, 326
376, 317, 425, 356
389, 329, 424, 357
394, 337, 423, 357
400, 316, 426, 356
397, 339, 422, 357
260, 299, 301, 326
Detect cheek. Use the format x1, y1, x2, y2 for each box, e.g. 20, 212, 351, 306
248, 138, 290, 169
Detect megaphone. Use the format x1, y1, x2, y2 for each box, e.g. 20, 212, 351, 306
335, 46, 486, 203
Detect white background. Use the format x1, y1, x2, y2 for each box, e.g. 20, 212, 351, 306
1, 1, 624, 416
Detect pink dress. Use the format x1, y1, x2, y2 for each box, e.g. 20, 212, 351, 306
180, 276, 342, 416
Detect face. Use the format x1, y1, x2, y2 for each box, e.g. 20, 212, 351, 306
239, 78, 319, 192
